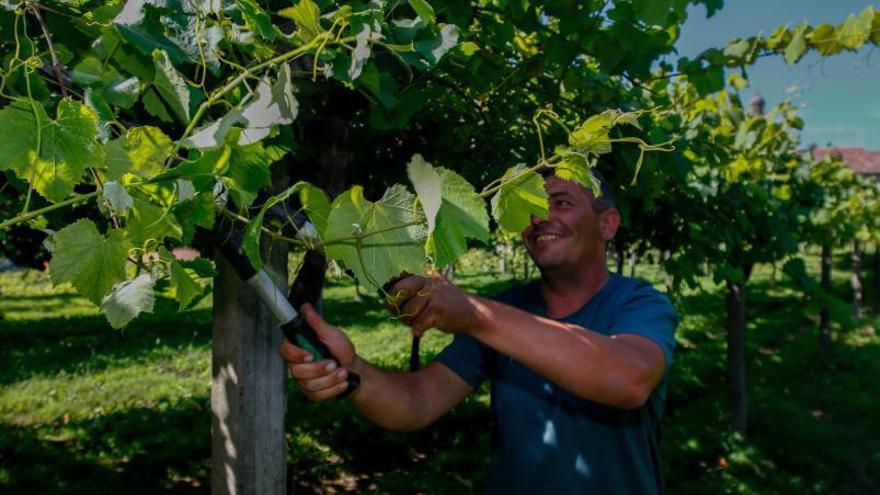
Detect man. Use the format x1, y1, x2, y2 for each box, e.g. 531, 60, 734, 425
280, 173, 679, 494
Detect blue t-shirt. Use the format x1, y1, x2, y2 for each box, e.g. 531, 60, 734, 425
436, 273, 678, 495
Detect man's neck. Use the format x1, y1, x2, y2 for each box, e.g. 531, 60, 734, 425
539, 262, 611, 319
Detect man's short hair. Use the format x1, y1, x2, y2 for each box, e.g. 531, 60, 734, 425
539, 167, 616, 213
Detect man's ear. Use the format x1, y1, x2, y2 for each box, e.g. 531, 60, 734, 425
600, 208, 621, 241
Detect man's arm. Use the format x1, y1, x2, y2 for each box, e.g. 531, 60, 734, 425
390, 274, 667, 410
280, 304, 474, 431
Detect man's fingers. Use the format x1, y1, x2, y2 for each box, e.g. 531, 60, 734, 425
410, 311, 436, 338
280, 339, 314, 364
399, 291, 429, 323
304, 380, 351, 402
291, 363, 349, 392
289, 359, 339, 380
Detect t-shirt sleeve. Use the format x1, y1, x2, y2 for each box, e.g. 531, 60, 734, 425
435, 333, 495, 389
608, 283, 679, 371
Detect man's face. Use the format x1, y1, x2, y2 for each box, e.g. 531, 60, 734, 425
521, 176, 618, 274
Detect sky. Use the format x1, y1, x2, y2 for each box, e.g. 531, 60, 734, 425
672, 0, 879, 149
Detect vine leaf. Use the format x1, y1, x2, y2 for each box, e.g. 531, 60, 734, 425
278, 0, 323, 41
414, 24, 460, 64
0, 98, 103, 203
160, 247, 205, 310
407, 0, 435, 23
47, 219, 132, 306
233, 0, 277, 40
568, 109, 639, 156
490, 165, 548, 233
101, 273, 156, 329
0, 99, 42, 178
407, 154, 489, 267
185, 64, 297, 149
294, 181, 332, 237
103, 181, 135, 213
152, 49, 191, 124
127, 194, 183, 246
324, 185, 426, 290
554, 150, 601, 196
837, 7, 874, 49
784, 24, 808, 64
104, 126, 173, 180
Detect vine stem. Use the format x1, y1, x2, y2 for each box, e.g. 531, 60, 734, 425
217, 206, 304, 245
26, 2, 67, 97
167, 33, 358, 163
479, 156, 561, 199
0, 191, 100, 231
321, 220, 423, 246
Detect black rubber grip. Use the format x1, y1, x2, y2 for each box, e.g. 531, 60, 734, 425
214, 216, 258, 280
281, 316, 361, 397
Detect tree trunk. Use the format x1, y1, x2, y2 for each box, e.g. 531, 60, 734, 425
725, 276, 748, 435
211, 240, 289, 495
851, 238, 863, 320
212, 164, 290, 495
819, 240, 832, 365
874, 241, 880, 311
615, 241, 625, 274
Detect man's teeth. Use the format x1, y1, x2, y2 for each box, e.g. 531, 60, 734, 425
536, 234, 560, 242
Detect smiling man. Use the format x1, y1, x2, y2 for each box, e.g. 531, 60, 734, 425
281, 172, 679, 495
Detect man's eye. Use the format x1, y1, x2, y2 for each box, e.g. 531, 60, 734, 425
556, 200, 572, 207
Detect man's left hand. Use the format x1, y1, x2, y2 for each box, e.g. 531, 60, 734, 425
386, 271, 481, 337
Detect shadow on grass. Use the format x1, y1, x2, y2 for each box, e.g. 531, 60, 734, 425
0, 302, 212, 386
285, 384, 492, 495
0, 397, 211, 494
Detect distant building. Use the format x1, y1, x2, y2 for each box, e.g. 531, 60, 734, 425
808, 147, 880, 179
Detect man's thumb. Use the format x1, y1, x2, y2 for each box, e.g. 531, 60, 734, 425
301, 303, 331, 337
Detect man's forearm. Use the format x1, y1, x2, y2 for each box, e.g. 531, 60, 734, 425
465, 295, 663, 409
346, 357, 472, 431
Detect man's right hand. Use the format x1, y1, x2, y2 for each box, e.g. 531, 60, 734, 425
280, 303, 359, 401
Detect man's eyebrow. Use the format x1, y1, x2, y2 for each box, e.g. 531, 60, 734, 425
548, 191, 576, 199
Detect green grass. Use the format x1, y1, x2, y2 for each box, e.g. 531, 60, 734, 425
0, 249, 878, 494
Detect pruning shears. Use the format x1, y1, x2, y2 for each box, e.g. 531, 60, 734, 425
213, 197, 361, 397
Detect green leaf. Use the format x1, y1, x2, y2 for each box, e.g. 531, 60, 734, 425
104, 125, 173, 180
414, 24, 460, 64
101, 273, 155, 328
490, 165, 548, 233
151, 49, 191, 124
234, 0, 276, 40
407, 155, 489, 267
127, 194, 183, 246
160, 246, 204, 310
71, 56, 104, 87
48, 219, 132, 306
784, 24, 808, 64
103, 181, 134, 213
173, 192, 216, 244
32, 99, 104, 203
115, 0, 192, 64
0, 99, 42, 178
554, 151, 601, 196
278, 0, 323, 41
837, 7, 873, 49
185, 64, 297, 149
294, 181, 332, 237
0, 99, 102, 202
103, 75, 140, 109
406, 154, 442, 232
407, 0, 435, 23
809, 23, 840, 56
221, 141, 274, 208
569, 111, 617, 155
633, 0, 672, 26
324, 185, 426, 290
142, 88, 174, 123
